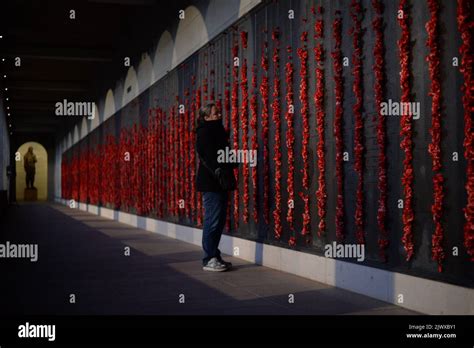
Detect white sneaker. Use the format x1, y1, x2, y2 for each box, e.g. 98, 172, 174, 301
203, 257, 228, 272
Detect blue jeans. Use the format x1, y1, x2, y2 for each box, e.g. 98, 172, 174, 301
202, 191, 228, 265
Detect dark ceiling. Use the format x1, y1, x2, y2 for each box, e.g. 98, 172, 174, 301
1, 0, 191, 140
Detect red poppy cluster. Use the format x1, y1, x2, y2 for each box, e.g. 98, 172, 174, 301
240, 31, 250, 224
148, 117, 157, 215
241, 31, 248, 50
271, 28, 282, 239
372, 0, 389, 261
224, 66, 232, 231
398, 0, 415, 261
190, 76, 198, 223
167, 110, 174, 217
78, 147, 88, 203
166, 110, 173, 218
332, 12, 345, 242
285, 44, 295, 238
100, 138, 111, 207
196, 86, 203, 227
173, 103, 181, 217
350, 0, 365, 245
297, 30, 311, 238
426, 0, 445, 272
176, 102, 184, 218
457, 0, 474, 262
166, 105, 186, 219
183, 91, 191, 219
181, 99, 189, 219
298, 191, 311, 240
88, 146, 99, 206
250, 62, 259, 224
231, 42, 240, 230
297, 32, 310, 191
62, 99, 203, 225
260, 39, 270, 225
166, 111, 175, 217
118, 130, 130, 210
104, 134, 121, 210
142, 125, 151, 214
313, 6, 327, 238
71, 152, 79, 201
225, 64, 231, 132
159, 109, 166, 218
184, 104, 195, 215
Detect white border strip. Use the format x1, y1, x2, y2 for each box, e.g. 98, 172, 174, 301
55, 198, 473, 315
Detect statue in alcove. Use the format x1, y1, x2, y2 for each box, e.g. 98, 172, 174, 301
24, 147, 37, 189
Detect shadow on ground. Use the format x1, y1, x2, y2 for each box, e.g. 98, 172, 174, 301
0, 203, 418, 315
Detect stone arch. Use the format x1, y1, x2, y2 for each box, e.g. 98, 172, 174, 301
104, 89, 116, 121
80, 117, 88, 140
90, 103, 100, 131
153, 30, 174, 83
172, 6, 209, 69
137, 53, 154, 94
122, 66, 139, 107
66, 132, 72, 150
72, 124, 79, 145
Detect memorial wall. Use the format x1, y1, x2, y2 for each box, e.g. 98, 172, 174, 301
60, 0, 473, 288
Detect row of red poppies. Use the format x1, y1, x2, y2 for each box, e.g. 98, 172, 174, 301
62, 0, 473, 268
457, 0, 473, 263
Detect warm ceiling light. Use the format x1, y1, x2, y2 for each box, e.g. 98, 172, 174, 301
3, 75, 6, 78
6, 106, 9, 109
8, 124, 11, 128
4, 88, 7, 91
5, 97, 8, 101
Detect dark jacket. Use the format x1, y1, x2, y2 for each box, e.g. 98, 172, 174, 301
196, 119, 237, 192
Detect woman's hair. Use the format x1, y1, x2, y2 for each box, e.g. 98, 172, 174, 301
195, 102, 216, 131
198, 103, 216, 123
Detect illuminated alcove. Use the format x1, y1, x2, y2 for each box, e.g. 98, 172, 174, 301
15, 142, 48, 201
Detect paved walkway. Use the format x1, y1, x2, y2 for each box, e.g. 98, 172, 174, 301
0, 203, 418, 315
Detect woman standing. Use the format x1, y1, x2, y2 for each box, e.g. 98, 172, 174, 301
196, 103, 237, 272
